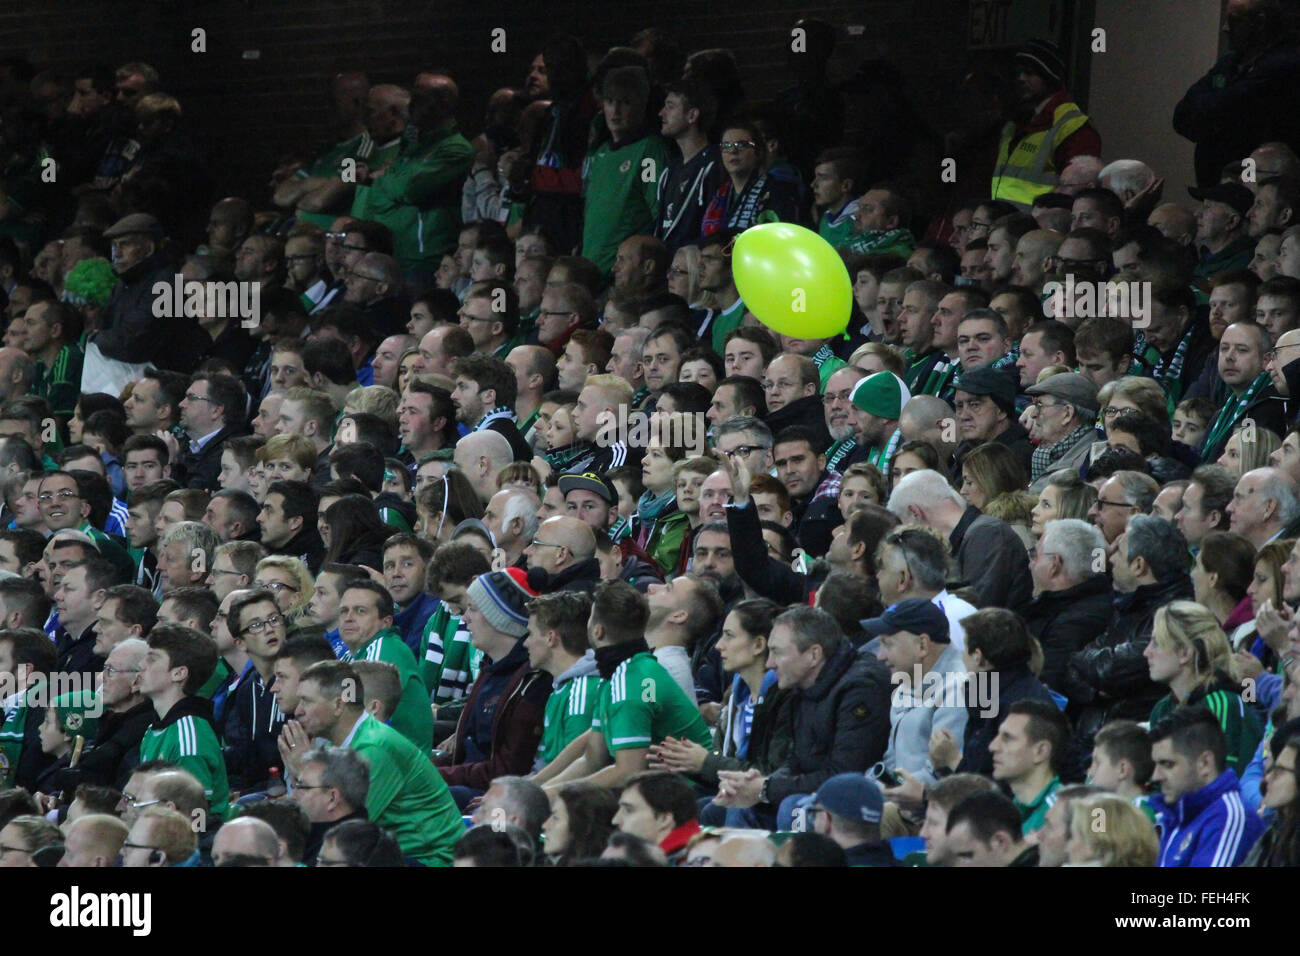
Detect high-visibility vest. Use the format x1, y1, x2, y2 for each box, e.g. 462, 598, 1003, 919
991, 101, 1091, 211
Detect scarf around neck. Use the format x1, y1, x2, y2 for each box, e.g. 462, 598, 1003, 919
595, 638, 650, 679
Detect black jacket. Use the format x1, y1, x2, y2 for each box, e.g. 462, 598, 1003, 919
55, 623, 103, 676
51, 699, 154, 792
790, 473, 843, 559
303, 810, 368, 866
1062, 573, 1195, 744
952, 419, 1033, 478
726, 499, 816, 605
529, 557, 601, 594
485, 418, 533, 462
765, 394, 832, 450
949, 506, 1032, 611
273, 525, 326, 576
174, 423, 244, 492
765, 642, 891, 805
956, 664, 1057, 777
1200, 384, 1289, 463
1022, 574, 1115, 693
845, 841, 900, 867
697, 684, 795, 785
1174, 42, 1300, 187
95, 251, 208, 372
221, 663, 286, 793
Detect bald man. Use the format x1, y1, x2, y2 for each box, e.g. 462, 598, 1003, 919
525, 515, 599, 591
454, 429, 514, 505
485, 486, 542, 567
1267, 328, 1300, 397
1148, 203, 1198, 247
417, 325, 467, 377
611, 236, 669, 298
506, 345, 557, 440
58, 814, 129, 867
0, 346, 35, 403
205, 197, 254, 262
212, 815, 282, 867
713, 833, 777, 867
1010, 230, 1064, 290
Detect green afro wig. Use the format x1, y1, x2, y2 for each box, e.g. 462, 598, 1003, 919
61, 257, 120, 308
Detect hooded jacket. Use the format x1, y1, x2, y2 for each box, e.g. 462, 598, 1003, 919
1022, 573, 1115, 692
439, 637, 553, 790
1063, 573, 1195, 744
221, 661, 286, 793
1150, 769, 1264, 867
272, 524, 325, 576
764, 641, 892, 805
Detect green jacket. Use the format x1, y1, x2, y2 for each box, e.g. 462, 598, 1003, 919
640, 508, 691, 578
353, 122, 474, 270
1149, 679, 1262, 775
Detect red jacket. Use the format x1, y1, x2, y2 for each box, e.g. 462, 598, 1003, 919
1007, 88, 1102, 172
438, 657, 552, 791
661, 819, 702, 864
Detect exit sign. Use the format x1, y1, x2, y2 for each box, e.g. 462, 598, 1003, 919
969, 0, 1063, 49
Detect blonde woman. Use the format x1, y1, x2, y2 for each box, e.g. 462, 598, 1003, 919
1216, 423, 1281, 477
1097, 376, 1170, 432
1029, 469, 1097, 537
1144, 601, 1263, 773
254, 554, 314, 617
667, 245, 716, 310
1066, 794, 1159, 867
848, 341, 905, 378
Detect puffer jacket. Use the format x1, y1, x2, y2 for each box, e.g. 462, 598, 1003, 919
764, 641, 891, 805
1021, 573, 1114, 693
1062, 573, 1193, 744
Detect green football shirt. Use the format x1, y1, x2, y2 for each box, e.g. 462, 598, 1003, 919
138, 704, 232, 820
538, 673, 602, 765
346, 712, 464, 867
349, 627, 434, 751
591, 653, 712, 753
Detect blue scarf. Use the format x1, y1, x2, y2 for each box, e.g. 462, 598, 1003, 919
636, 488, 677, 524
731, 670, 778, 759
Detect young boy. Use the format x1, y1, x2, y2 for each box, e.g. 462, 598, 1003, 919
1172, 397, 1216, 451
126, 480, 179, 596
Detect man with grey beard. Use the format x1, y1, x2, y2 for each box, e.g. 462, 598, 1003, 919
823, 365, 868, 472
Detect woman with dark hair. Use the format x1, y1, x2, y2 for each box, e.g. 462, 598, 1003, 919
648, 598, 793, 827
323, 494, 391, 570
888, 439, 940, 489
1244, 720, 1300, 866
700, 114, 802, 235
542, 782, 618, 866
1190, 531, 1255, 642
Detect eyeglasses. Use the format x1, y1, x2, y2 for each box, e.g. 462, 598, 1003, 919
1095, 499, 1136, 510
210, 568, 244, 577
538, 310, 573, 318
241, 613, 284, 634
1265, 762, 1297, 777
184, 392, 217, 404
347, 273, 386, 283
289, 777, 330, 790
1050, 256, 1109, 270
0, 844, 30, 856
325, 232, 348, 240
722, 444, 766, 458
260, 582, 298, 593
531, 541, 563, 550
38, 489, 80, 502
668, 267, 689, 277
719, 140, 756, 153
120, 841, 160, 853
822, 389, 854, 405
120, 792, 163, 809
1101, 407, 1127, 419
102, 664, 141, 677
1031, 399, 1063, 410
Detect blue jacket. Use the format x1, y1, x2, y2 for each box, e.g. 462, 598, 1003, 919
1149, 769, 1263, 867
394, 592, 439, 656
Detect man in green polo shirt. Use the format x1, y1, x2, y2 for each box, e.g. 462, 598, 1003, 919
988, 699, 1067, 835
534, 579, 711, 791
21, 301, 83, 423
337, 580, 432, 751
284, 659, 463, 866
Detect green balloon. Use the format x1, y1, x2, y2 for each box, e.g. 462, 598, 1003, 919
731, 223, 852, 339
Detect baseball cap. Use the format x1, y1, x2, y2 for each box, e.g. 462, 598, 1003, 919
860, 597, 950, 642
558, 471, 619, 507
1024, 371, 1099, 414
1187, 181, 1253, 218
798, 773, 884, 824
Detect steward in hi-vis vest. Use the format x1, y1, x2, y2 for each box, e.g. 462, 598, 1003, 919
991, 39, 1102, 211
